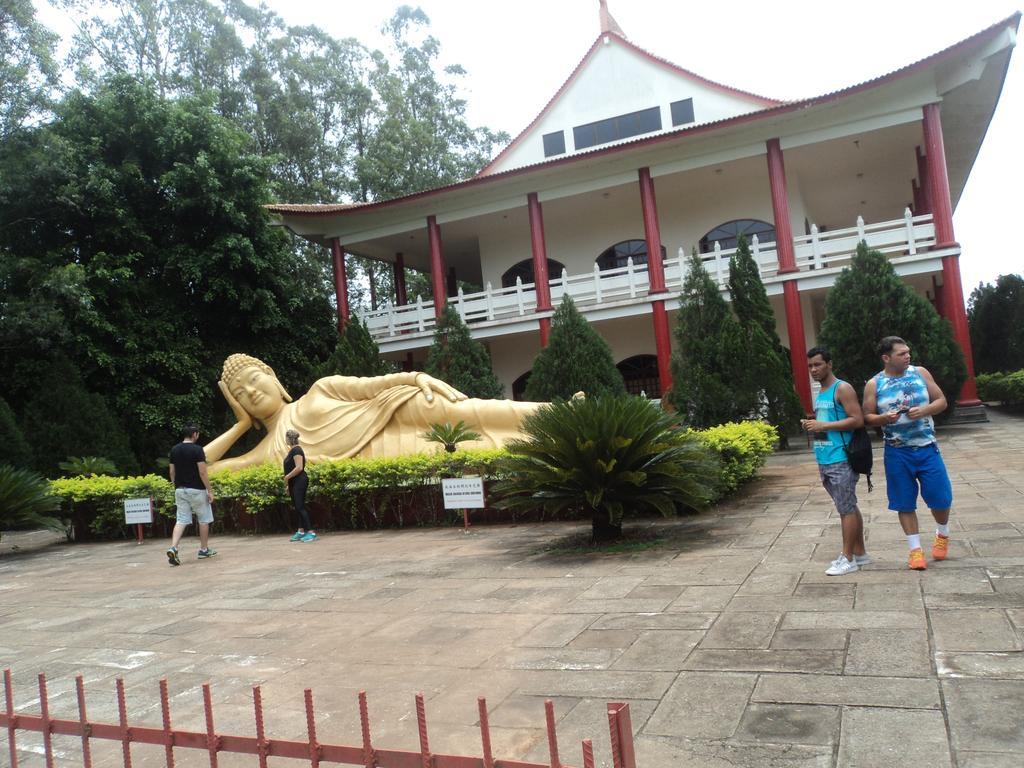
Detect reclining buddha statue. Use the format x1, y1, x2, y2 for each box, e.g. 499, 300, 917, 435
204, 353, 543, 472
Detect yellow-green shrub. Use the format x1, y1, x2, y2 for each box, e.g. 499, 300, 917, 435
49, 474, 172, 538
692, 421, 778, 496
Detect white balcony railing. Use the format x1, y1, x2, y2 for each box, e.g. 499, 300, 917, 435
361, 210, 938, 341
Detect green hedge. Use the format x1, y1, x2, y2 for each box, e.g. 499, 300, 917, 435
49, 423, 777, 540
976, 370, 1024, 405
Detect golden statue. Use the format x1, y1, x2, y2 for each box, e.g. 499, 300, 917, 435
205, 354, 542, 472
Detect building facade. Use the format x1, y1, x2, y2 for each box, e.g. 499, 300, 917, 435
268, 10, 1020, 414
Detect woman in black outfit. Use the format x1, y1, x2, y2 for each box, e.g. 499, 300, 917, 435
283, 429, 315, 541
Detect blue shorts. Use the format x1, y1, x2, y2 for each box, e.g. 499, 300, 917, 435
883, 443, 952, 513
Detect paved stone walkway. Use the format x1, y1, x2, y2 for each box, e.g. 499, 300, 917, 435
2, 410, 1023, 767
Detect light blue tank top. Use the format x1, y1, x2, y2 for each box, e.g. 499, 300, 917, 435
812, 380, 849, 465
874, 365, 936, 447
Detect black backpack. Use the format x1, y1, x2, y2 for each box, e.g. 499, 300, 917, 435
833, 384, 874, 491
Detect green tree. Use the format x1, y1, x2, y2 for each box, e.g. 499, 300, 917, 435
728, 235, 802, 439
819, 242, 966, 401
525, 297, 626, 401
425, 305, 503, 398
0, 466, 64, 541
0, 396, 31, 469
968, 274, 1024, 374
494, 396, 718, 542
0, 77, 335, 470
0, 0, 58, 137
668, 251, 748, 427
319, 316, 393, 377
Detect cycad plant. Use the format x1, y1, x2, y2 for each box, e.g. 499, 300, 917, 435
58, 456, 119, 477
494, 396, 719, 542
0, 465, 65, 542
423, 421, 482, 453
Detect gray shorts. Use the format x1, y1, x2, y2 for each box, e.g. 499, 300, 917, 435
174, 487, 214, 525
818, 461, 859, 515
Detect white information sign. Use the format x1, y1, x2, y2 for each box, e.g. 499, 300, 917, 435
123, 497, 154, 525
441, 477, 486, 509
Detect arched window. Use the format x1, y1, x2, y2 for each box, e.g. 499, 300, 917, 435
595, 239, 665, 272
501, 258, 566, 289
617, 355, 661, 398
699, 219, 776, 253
512, 371, 531, 401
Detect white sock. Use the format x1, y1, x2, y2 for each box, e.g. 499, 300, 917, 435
936, 524, 950, 537
907, 534, 921, 550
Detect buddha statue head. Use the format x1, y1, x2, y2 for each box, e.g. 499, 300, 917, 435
221, 354, 292, 427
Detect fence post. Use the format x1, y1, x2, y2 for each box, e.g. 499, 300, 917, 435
303, 689, 320, 768
856, 214, 866, 244
607, 703, 636, 768
159, 678, 175, 768
38, 674, 54, 768
544, 700, 561, 768
358, 691, 375, 768
627, 256, 637, 298
677, 247, 687, 285
202, 683, 219, 768
457, 286, 466, 320
904, 206, 917, 255
516, 276, 525, 315
593, 264, 602, 303
485, 281, 495, 321
415, 296, 425, 332
752, 234, 762, 278
253, 686, 268, 768
76, 675, 94, 768
810, 224, 822, 270
478, 697, 495, 768
4, 669, 18, 768
713, 241, 724, 286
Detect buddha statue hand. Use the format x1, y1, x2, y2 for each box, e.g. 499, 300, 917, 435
218, 380, 253, 431
413, 372, 468, 404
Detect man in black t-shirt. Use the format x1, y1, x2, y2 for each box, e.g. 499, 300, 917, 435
166, 425, 217, 566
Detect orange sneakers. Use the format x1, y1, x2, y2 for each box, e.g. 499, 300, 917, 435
932, 534, 950, 561
908, 548, 927, 570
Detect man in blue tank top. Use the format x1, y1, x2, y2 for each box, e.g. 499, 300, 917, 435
801, 347, 869, 576
862, 336, 953, 571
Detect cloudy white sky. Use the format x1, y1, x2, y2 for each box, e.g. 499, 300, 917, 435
37, 0, 1022, 300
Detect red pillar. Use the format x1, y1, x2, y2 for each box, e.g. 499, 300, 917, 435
394, 252, 408, 306
916, 146, 933, 215
638, 168, 673, 394
527, 192, 554, 347
922, 102, 980, 405
427, 215, 446, 319
766, 139, 812, 414
329, 238, 350, 332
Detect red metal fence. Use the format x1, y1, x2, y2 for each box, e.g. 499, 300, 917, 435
1, 669, 637, 768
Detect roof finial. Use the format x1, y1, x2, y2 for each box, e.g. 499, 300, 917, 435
599, 0, 626, 37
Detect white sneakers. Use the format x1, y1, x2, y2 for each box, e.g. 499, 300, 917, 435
826, 553, 864, 576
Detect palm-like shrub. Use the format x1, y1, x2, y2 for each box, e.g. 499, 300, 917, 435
494, 396, 719, 542
422, 421, 482, 453
0, 465, 65, 541
58, 456, 119, 477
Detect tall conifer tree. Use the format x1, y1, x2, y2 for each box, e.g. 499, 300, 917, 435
819, 242, 966, 400
668, 251, 748, 427
425, 305, 503, 398
319, 316, 393, 377
728, 235, 802, 437
525, 296, 626, 401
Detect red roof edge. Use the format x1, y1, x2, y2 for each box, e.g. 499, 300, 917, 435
265, 12, 1020, 219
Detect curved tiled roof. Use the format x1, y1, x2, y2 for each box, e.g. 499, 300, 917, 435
265, 13, 1020, 219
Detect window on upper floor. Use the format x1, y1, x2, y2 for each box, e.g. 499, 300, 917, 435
699, 219, 776, 253
543, 131, 566, 157
670, 98, 695, 127
596, 239, 666, 271
501, 258, 567, 289
573, 106, 662, 151
617, 355, 661, 398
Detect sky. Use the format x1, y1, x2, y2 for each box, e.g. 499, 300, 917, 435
36, 0, 1022, 301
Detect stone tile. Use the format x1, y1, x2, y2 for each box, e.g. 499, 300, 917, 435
771, 629, 848, 650
781, 610, 925, 630
567, 629, 638, 649
610, 630, 704, 671
624, 584, 684, 600
943, 679, 1024, 752
753, 674, 941, 708
521, 698, 658, 765
733, 703, 840, 746
957, 752, 1024, 768
515, 614, 599, 647
577, 576, 647, 600
930, 610, 1022, 652
854, 582, 925, 611
589, 613, 715, 631
735, 572, 801, 595
634, 736, 834, 767
684, 649, 843, 674
665, 585, 738, 611
483, 647, 621, 670
701, 612, 780, 649
921, 568, 994, 594
926, 592, 1024, 608
846, 629, 932, 677
726, 595, 855, 612
936, 651, 1024, 679
645, 671, 756, 738
514, 669, 676, 700
838, 707, 951, 767
793, 582, 856, 598
484, 693, 581, 728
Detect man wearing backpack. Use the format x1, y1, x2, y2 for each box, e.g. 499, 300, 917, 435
801, 347, 870, 576
862, 336, 952, 571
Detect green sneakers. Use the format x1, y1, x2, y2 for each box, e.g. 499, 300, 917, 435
166, 547, 180, 566
197, 548, 218, 559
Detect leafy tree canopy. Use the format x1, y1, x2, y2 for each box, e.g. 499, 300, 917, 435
968, 274, 1024, 374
